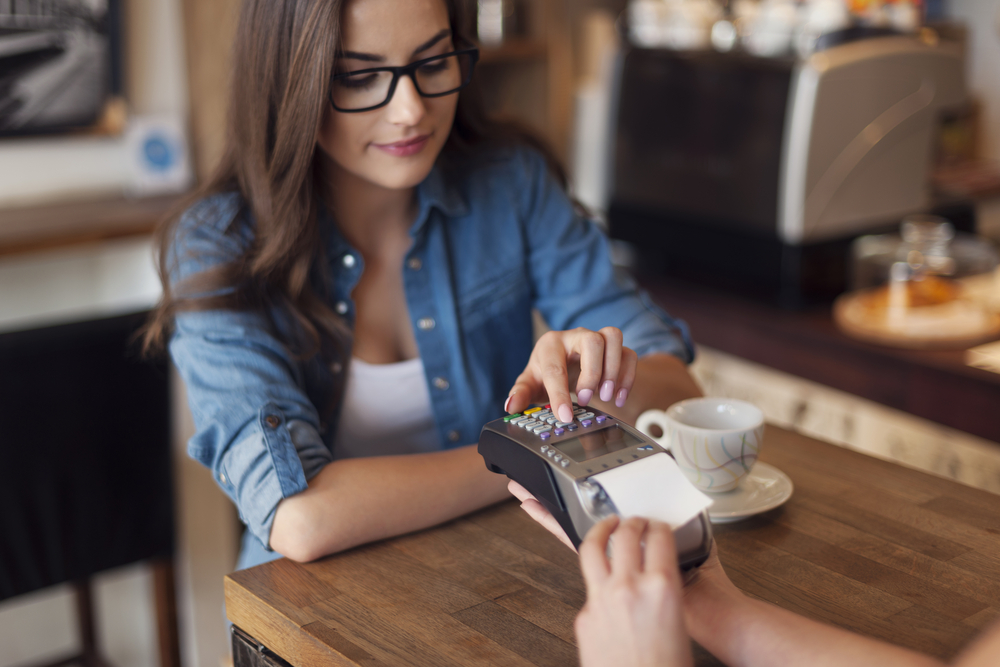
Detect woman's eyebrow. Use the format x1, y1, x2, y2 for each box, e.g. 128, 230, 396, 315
340, 29, 452, 63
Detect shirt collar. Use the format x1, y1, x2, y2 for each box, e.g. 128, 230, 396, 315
412, 162, 469, 236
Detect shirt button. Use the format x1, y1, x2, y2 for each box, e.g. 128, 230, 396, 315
407, 257, 422, 271
265, 415, 281, 428
417, 317, 435, 330
335, 301, 349, 315
448, 430, 460, 442
433, 377, 450, 390
219, 473, 227, 484
330, 361, 343, 374
342, 254, 357, 268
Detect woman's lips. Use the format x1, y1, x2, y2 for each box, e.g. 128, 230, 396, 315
373, 134, 431, 157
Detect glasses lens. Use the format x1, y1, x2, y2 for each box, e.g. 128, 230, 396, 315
331, 69, 395, 111
414, 52, 473, 96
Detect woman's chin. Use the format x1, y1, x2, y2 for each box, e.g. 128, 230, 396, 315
362, 158, 438, 191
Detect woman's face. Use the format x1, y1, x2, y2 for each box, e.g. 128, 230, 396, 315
318, 0, 458, 192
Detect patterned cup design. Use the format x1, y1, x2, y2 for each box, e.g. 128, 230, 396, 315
637, 398, 765, 493
669, 424, 764, 492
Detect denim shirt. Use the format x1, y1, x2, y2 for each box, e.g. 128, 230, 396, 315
168, 147, 694, 570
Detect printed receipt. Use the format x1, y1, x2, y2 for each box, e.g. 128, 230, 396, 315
591, 453, 713, 529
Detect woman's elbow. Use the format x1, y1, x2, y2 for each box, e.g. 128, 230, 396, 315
270, 497, 327, 563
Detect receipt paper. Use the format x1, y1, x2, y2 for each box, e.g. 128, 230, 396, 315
590, 453, 713, 529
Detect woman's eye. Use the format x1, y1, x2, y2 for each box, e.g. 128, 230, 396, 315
336, 73, 379, 90
418, 60, 450, 76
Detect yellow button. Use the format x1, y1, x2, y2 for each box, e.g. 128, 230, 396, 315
525, 407, 542, 414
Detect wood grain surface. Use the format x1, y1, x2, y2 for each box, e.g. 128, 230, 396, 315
226, 426, 1000, 666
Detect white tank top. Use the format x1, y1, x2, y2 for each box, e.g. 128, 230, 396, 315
332, 356, 441, 460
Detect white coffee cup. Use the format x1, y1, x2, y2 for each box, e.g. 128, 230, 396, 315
636, 398, 765, 493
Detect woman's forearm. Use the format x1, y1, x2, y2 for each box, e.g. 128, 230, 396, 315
270, 444, 510, 561
685, 576, 945, 667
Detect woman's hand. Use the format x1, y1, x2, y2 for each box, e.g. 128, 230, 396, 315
576, 516, 694, 667
505, 327, 637, 425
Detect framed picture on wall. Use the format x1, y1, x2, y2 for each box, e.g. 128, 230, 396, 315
0, 0, 122, 137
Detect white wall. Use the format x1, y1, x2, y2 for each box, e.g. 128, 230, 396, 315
949, 0, 1000, 162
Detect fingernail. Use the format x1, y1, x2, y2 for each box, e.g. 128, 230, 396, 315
504, 394, 514, 413
577, 388, 593, 406
600, 380, 614, 403
558, 404, 574, 423
615, 387, 629, 408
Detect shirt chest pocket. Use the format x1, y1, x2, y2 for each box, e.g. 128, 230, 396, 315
456, 264, 531, 332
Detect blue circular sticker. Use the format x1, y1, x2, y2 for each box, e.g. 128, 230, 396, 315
143, 135, 175, 172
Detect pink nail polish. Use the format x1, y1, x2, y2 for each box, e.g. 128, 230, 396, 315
615, 388, 629, 408
600, 380, 614, 403
504, 395, 513, 413
577, 388, 593, 406
558, 404, 574, 423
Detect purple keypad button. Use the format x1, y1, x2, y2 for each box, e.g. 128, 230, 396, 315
554, 427, 565, 435
539, 432, 551, 439
596, 415, 607, 423
581, 419, 593, 427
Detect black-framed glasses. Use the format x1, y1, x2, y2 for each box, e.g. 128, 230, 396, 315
329, 48, 479, 113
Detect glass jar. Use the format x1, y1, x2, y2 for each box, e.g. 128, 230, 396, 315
835, 215, 1000, 347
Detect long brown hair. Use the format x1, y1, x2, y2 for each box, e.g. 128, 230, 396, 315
142, 0, 565, 360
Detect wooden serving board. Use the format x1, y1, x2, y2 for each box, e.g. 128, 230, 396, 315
833, 291, 1000, 350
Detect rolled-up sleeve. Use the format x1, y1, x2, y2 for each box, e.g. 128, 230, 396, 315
516, 150, 695, 363
167, 196, 333, 550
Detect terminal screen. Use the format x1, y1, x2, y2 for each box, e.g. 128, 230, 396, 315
553, 425, 644, 463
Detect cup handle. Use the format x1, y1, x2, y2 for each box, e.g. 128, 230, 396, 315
635, 409, 671, 450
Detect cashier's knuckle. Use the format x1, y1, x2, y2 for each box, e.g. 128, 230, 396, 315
610, 583, 640, 608
620, 516, 648, 534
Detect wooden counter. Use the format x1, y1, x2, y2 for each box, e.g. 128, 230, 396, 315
640, 276, 1000, 445
224, 426, 1000, 666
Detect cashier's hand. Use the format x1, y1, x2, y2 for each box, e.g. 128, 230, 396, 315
509, 480, 576, 550
577, 515, 693, 667
506, 327, 637, 426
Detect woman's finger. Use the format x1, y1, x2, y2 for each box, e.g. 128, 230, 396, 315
614, 346, 638, 408
579, 516, 618, 588
609, 516, 648, 578
643, 520, 680, 580
572, 328, 606, 408
534, 331, 576, 424
596, 327, 623, 404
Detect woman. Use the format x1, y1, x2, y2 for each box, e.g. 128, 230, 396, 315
144, 0, 702, 571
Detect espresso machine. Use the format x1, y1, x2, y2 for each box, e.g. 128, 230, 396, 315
607, 35, 968, 305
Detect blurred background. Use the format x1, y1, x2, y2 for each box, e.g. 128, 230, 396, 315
0, 0, 998, 666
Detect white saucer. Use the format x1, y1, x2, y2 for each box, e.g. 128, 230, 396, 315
705, 462, 793, 523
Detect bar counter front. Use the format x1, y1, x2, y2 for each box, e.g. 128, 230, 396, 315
224, 426, 1000, 667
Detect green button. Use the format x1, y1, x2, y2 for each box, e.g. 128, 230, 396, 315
504, 413, 521, 422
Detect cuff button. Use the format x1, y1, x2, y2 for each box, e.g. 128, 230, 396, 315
265, 415, 281, 428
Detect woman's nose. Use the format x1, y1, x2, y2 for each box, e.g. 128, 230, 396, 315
385, 75, 426, 126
